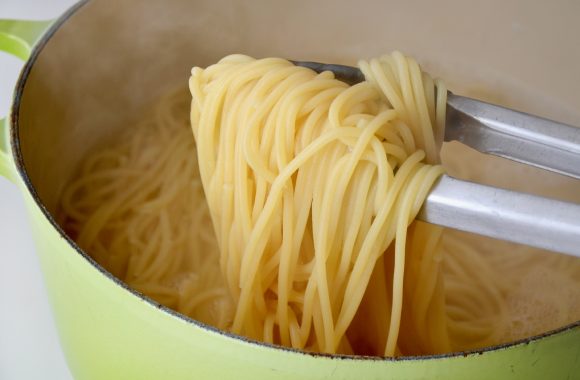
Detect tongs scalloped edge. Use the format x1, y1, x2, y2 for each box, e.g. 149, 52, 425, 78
292, 60, 580, 258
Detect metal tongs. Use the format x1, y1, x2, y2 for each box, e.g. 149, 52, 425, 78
293, 61, 580, 258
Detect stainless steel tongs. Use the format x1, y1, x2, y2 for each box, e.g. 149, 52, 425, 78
293, 61, 580, 258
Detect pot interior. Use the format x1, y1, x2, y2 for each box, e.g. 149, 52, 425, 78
13, 0, 580, 352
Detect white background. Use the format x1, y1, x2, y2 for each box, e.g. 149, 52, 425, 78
0, 1, 78, 379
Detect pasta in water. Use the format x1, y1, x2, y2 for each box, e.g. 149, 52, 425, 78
60, 52, 580, 357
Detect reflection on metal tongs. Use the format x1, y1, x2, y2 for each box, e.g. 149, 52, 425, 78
293, 60, 580, 257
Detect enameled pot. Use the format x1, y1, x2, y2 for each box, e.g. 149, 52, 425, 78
0, 1, 579, 378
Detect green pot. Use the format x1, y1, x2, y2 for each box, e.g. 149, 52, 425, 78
1, 1, 579, 379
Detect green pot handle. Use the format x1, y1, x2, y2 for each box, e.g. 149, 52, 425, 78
0, 19, 53, 183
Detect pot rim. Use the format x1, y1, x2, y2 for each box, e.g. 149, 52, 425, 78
9, 0, 580, 362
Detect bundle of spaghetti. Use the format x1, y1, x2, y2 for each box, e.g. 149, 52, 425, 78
189, 52, 460, 355
60, 89, 234, 329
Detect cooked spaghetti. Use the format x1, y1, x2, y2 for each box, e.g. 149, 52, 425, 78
60, 52, 580, 357
60, 90, 234, 330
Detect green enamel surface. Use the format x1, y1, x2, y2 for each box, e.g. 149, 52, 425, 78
0, 117, 14, 182
0, 19, 53, 60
